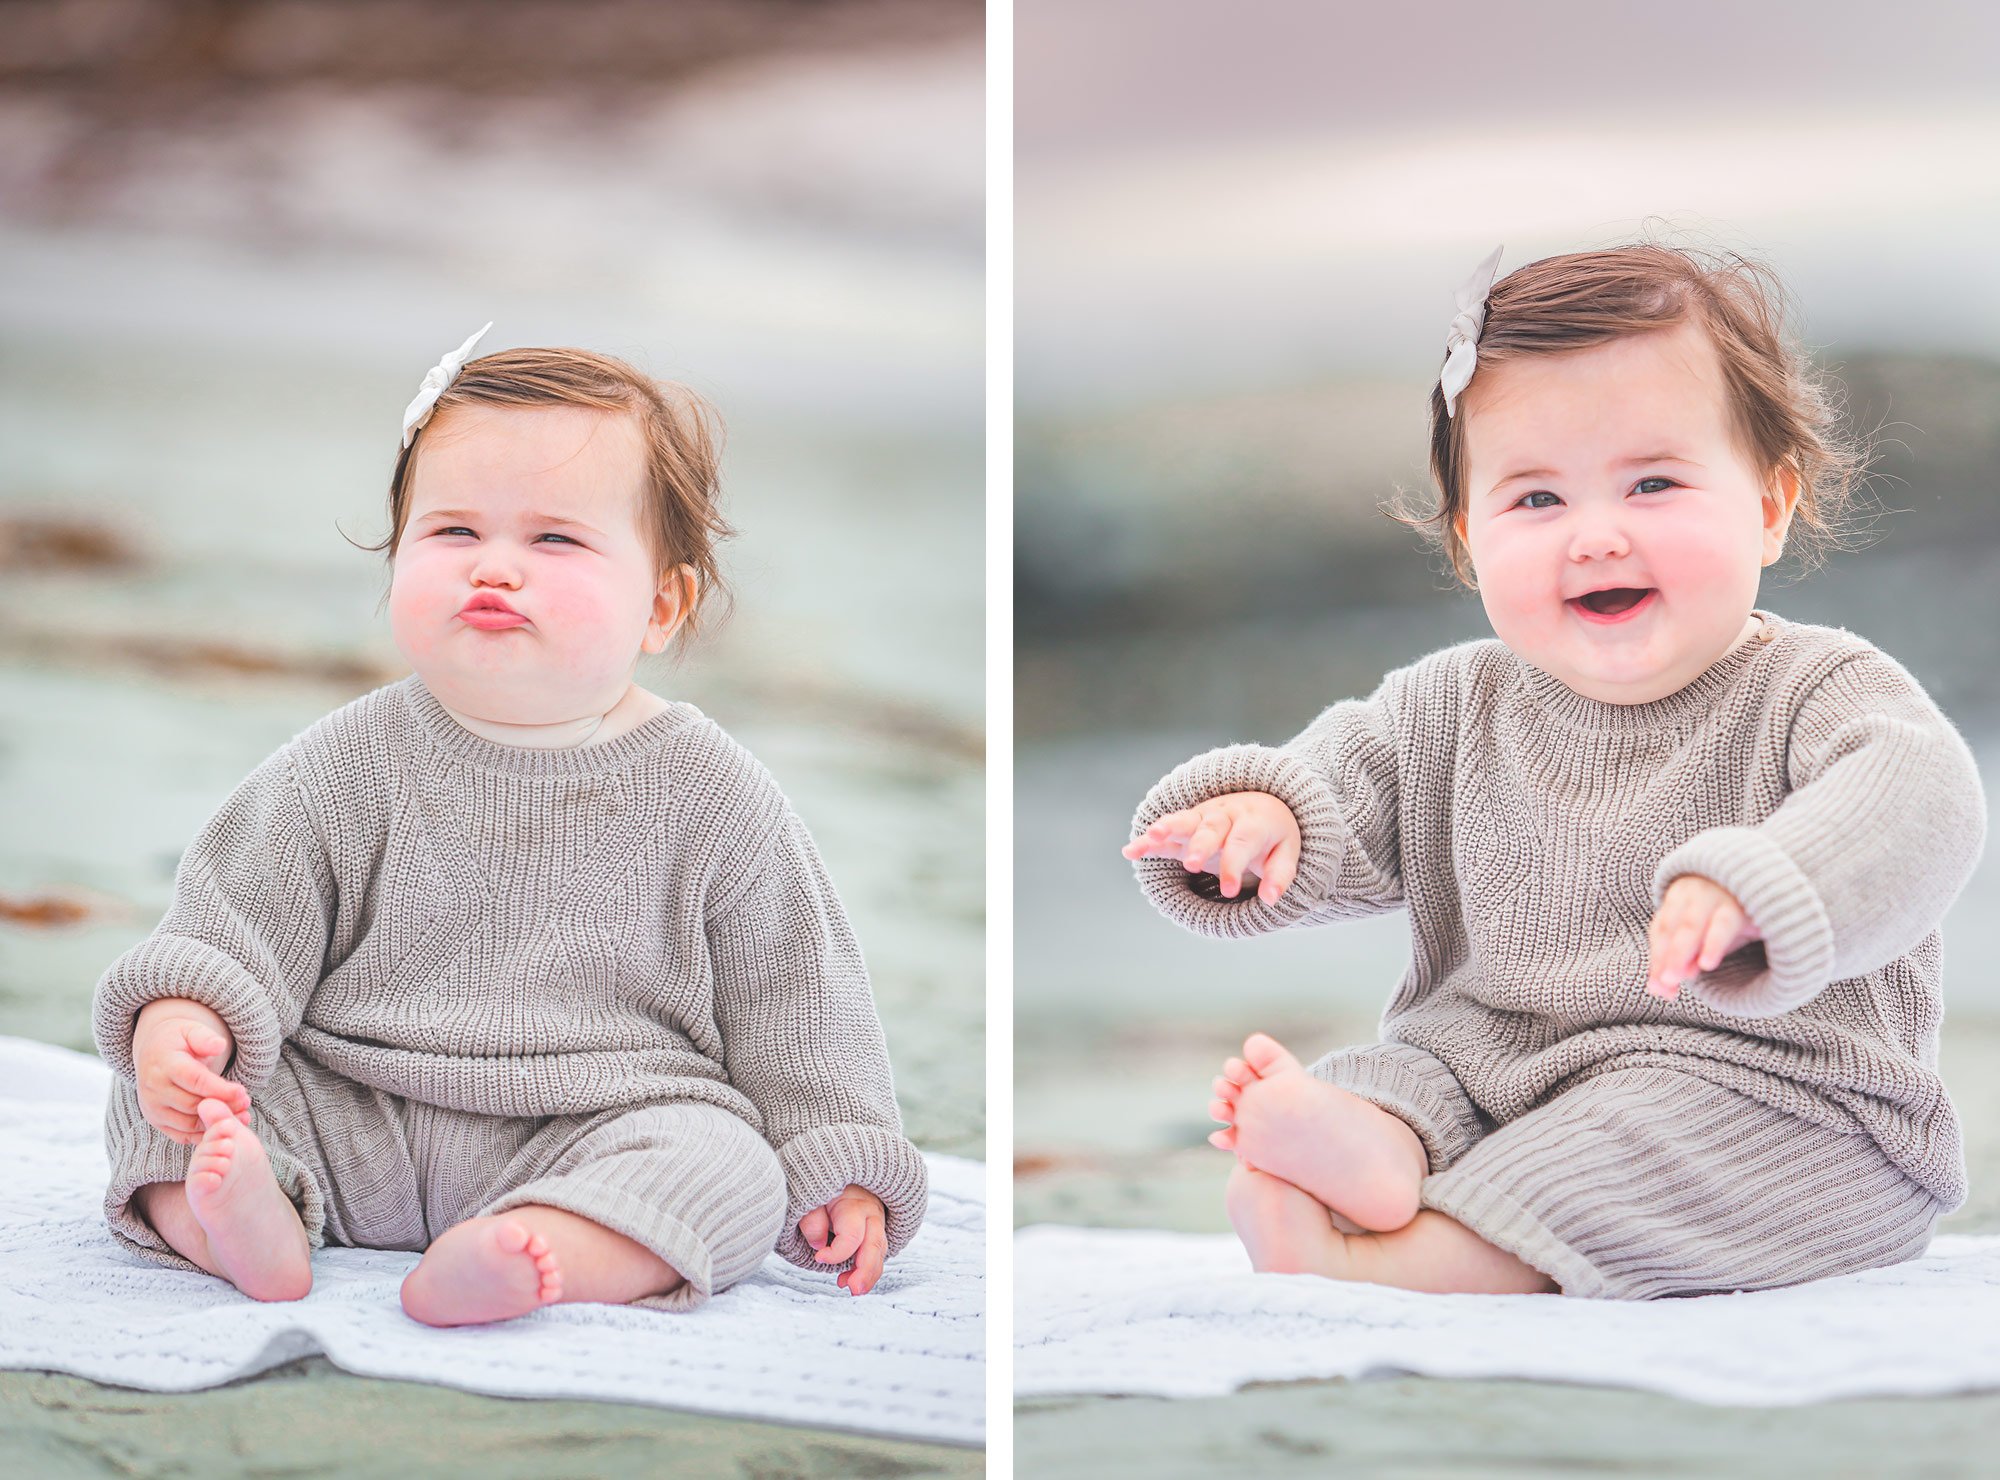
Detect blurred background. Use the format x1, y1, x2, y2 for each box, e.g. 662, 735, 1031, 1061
0, 2, 982, 1468
1014, 0, 2000, 1258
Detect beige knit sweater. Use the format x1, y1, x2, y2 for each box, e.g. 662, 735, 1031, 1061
92, 674, 929, 1269
1131, 611, 1988, 1208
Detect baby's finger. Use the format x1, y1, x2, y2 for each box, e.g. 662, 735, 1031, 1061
839, 1216, 886, 1295
150, 1106, 203, 1140
1135, 810, 1199, 852
1181, 810, 1232, 874
815, 1207, 867, 1265
1258, 836, 1300, 904
1654, 917, 1702, 991
798, 1205, 831, 1251
1695, 906, 1741, 973
1216, 824, 1266, 899
168, 1059, 250, 1115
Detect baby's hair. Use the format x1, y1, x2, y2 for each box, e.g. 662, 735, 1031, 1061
1386, 242, 1876, 592
351, 346, 734, 652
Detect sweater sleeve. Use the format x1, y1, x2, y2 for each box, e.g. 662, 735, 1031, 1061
1651, 650, 1988, 1019
90, 747, 336, 1092
707, 808, 929, 1272
1129, 670, 1408, 938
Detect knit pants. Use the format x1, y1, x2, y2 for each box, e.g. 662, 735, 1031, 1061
1312, 1042, 1945, 1300
102, 1040, 788, 1311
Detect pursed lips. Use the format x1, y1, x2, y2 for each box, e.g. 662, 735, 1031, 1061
459, 598, 528, 625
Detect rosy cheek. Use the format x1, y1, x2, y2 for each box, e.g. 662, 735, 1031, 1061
1469, 527, 1542, 607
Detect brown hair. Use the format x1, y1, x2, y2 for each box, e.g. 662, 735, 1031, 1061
352, 346, 733, 651
1384, 243, 1877, 591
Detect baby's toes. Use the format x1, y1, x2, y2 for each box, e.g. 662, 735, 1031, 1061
1241, 1032, 1303, 1077
1220, 1056, 1255, 1087
490, 1219, 533, 1257
1209, 1095, 1234, 1124
1212, 1074, 1243, 1106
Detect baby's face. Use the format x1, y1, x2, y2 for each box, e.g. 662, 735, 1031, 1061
388, 404, 683, 723
1455, 320, 1797, 705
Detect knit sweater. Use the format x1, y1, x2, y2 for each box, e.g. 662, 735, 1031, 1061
92, 674, 929, 1269
1131, 611, 1988, 1208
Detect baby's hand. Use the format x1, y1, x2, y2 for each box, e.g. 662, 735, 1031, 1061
1122, 791, 1302, 903
1646, 875, 1762, 1000
132, 998, 252, 1145
799, 1184, 887, 1295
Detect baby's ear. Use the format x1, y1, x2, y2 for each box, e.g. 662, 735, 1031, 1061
1762, 461, 1802, 547
645, 564, 699, 651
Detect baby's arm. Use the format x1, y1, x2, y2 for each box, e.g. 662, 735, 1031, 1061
92, 747, 336, 1094
1651, 649, 1987, 1017
706, 806, 929, 1282
1128, 669, 1410, 938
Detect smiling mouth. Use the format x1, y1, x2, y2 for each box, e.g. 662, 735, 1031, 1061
1572, 587, 1654, 616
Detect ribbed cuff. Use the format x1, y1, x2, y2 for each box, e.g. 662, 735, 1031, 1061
1652, 826, 1837, 1018
774, 1122, 930, 1271
92, 935, 285, 1089
1130, 743, 1354, 939
1307, 1041, 1486, 1172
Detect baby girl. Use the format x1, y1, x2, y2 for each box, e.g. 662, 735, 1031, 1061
1123, 244, 1988, 1299
94, 328, 927, 1323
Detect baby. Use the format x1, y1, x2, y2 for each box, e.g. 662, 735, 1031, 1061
93, 329, 927, 1323
1123, 244, 1988, 1299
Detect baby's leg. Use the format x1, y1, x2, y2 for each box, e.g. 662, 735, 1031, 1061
1421, 1067, 1943, 1300
132, 1100, 311, 1302
401, 1101, 786, 1326
1224, 1162, 1555, 1293
1210, 1033, 1429, 1230
399, 1205, 663, 1327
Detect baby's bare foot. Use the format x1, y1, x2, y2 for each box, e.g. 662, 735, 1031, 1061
1208, 1032, 1427, 1231
1224, 1162, 1355, 1277
184, 1099, 312, 1302
401, 1216, 564, 1328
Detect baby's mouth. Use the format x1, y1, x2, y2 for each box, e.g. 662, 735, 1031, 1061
1571, 587, 1654, 616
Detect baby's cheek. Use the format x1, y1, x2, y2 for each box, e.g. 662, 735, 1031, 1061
1472, 540, 1552, 631
385, 565, 448, 662
535, 580, 619, 638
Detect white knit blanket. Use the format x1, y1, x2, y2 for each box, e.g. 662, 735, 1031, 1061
0, 1037, 983, 1447
1016, 1223, 2000, 1405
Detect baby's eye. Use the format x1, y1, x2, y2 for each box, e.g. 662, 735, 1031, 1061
1514, 491, 1560, 510
1634, 476, 1678, 494
433, 527, 576, 544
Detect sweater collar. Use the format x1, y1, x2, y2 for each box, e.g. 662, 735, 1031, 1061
401, 674, 694, 776
1516, 609, 1781, 734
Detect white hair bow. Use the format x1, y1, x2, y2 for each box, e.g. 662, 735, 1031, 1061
1439, 246, 1503, 419
401, 322, 494, 448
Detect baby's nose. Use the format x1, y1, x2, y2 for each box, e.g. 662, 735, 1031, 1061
1568, 523, 1633, 561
